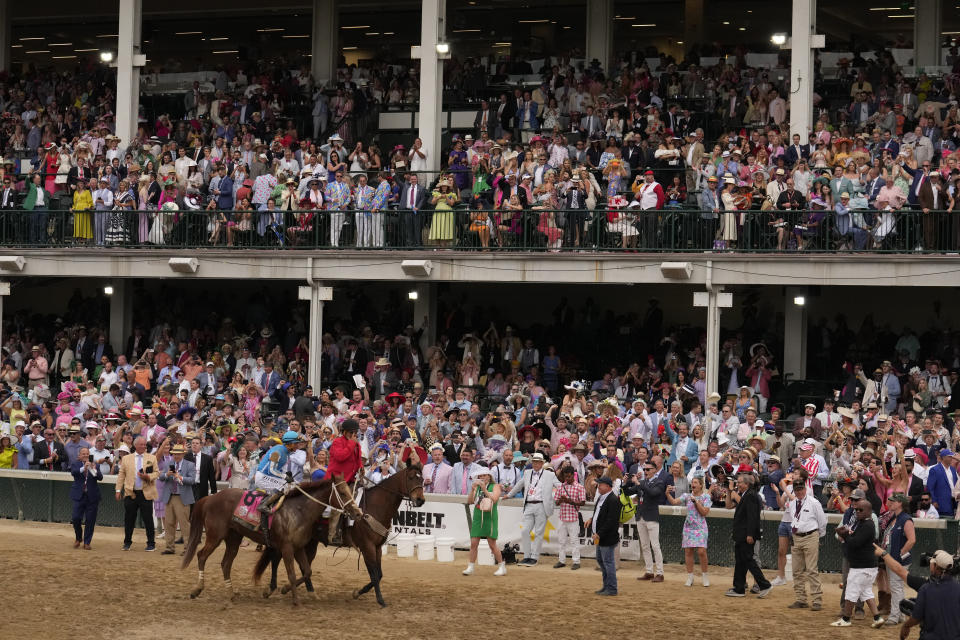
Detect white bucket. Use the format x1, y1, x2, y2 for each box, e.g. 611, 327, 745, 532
382, 542, 389, 556
477, 543, 495, 566
396, 533, 416, 558
416, 535, 435, 561
435, 537, 455, 562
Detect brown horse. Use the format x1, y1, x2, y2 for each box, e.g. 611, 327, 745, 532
180, 479, 352, 606
255, 462, 425, 607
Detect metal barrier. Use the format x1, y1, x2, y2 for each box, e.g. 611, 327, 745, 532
2, 207, 958, 254
2, 470, 954, 570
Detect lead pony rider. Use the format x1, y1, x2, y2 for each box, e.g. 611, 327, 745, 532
326, 418, 365, 544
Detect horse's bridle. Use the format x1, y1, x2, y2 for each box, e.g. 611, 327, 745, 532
358, 470, 424, 507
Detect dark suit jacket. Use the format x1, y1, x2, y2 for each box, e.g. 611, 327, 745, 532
917, 179, 945, 210
341, 346, 369, 377
69, 460, 103, 500
497, 101, 515, 131
33, 440, 67, 471
474, 107, 496, 133
592, 489, 621, 546
732, 487, 764, 542
186, 451, 218, 501
399, 183, 427, 210
792, 417, 823, 438
443, 442, 464, 468
84, 342, 114, 371
564, 188, 588, 209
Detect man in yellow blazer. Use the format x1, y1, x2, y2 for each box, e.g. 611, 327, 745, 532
115, 436, 159, 551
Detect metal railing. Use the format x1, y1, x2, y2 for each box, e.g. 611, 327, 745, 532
2, 207, 958, 253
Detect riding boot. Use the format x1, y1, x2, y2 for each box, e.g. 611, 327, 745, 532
258, 492, 280, 547
329, 511, 343, 546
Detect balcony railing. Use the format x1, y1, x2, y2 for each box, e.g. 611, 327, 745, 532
2, 207, 958, 253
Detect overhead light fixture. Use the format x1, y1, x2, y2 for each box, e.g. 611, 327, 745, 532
562, 26, 571, 29
614, 16, 637, 20
52, 55, 77, 59
209, 37, 228, 41
887, 14, 915, 17
452, 29, 481, 33
19, 37, 44, 41
518, 19, 549, 23
408, 291, 419, 300
676, 40, 684, 44
282, 34, 310, 38
175, 31, 202, 35
383, 32, 395, 35
631, 24, 656, 27
26, 50, 51, 54
771, 33, 787, 46
343, 46, 358, 50
365, 32, 380, 36
793, 296, 805, 306
212, 50, 239, 54
722, 21, 730, 25
96, 34, 118, 38
869, 6, 906, 9
10, 44, 22, 48
738, 27, 746, 31
168, 257, 199, 273
436, 42, 450, 54
74, 48, 97, 52
341, 25, 371, 29
48, 42, 73, 46
256, 28, 285, 32
100, 51, 113, 62
0, 256, 26, 271
103, 286, 114, 296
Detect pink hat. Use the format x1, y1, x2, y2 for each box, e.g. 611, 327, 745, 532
57, 391, 71, 401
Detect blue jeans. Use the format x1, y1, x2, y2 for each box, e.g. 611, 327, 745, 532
595, 544, 617, 594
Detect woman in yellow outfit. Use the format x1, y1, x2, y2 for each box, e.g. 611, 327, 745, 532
72, 178, 95, 243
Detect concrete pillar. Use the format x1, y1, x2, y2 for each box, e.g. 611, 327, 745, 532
412, 282, 436, 349
783, 287, 808, 382
914, 0, 942, 70
416, 0, 446, 173
108, 281, 132, 356
0, 0, 10, 73
307, 283, 327, 389
115, 0, 143, 149
585, 0, 613, 71
312, 0, 337, 87
683, 0, 704, 57
705, 287, 721, 399
789, 0, 816, 141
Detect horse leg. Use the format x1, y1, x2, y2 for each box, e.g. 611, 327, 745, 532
280, 544, 301, 607
303, 540, 319, 594
220, 532, 242, 602
280, 548, 313, 595
370, 544, 386, 607
264, 552, 280, 598
190, 531, 223, 599
353, 541, 386, 607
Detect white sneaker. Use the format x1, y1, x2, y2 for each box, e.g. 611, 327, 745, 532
770, 576, 787, 587
494, 563, 506, 576
684, 574, 694, 587
702, 574, 710, 587
830, 618, 852, 627
462, 563, 475, 576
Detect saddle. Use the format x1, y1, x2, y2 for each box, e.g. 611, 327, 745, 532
232, 489, 280, 531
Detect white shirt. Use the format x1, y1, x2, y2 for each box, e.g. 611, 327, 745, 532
787, 493, 827, 535
592, 490, 612, 535
527, 469, 544, 502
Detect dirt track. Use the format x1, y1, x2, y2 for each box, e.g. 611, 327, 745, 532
1, 520, 899, 640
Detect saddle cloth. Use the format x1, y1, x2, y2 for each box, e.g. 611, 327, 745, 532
232, 490, 274, 531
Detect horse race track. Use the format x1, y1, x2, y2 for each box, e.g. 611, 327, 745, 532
2, 520, 895, 639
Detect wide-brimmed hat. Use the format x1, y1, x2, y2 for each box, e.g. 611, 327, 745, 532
170, 444, 186, 454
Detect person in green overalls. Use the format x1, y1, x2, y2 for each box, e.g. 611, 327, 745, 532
462, 466, 506, 577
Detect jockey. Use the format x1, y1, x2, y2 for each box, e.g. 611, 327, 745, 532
255, 430, 300, 523
326, 418, 365, 544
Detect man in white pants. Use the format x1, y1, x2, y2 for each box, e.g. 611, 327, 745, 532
552, 466, 585, 570
507, 452, 557, 566
623, 461, 665, 581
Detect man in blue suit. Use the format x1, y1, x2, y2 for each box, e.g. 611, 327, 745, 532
664, 419, 699, 474
516, 90, 539, 143
70, 448, 103, 549
159, 443, 196, 554
214, 165, 234, 210
925, 449, 959, 517
258, 362, 281, 396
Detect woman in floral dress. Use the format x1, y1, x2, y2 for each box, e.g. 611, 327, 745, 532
666, 475, 712, 586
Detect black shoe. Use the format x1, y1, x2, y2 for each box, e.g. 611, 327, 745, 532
161, 549, 175, 555
571, 563, 581, 571
553, 562, 566, 569
597, 590, 617, 596
594, 589, 609, 595
521, 558, 538, 566
122, 544, 131, 551
175, 538, 184, 544
145, 544, 156, 552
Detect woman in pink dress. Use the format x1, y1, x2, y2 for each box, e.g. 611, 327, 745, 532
42, 145, 59, 194
136, 175, 151, 243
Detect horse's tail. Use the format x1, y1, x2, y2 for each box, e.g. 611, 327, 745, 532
252, 547, 273, 585
180, 496, 206, 570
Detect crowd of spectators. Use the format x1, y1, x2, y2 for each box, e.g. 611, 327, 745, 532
0, 44, 958, 251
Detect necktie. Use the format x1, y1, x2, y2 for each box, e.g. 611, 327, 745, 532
431, 464, 439, 492
462, 467, 469, 494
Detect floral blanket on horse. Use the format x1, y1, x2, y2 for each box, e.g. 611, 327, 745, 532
232, 490, 275, 531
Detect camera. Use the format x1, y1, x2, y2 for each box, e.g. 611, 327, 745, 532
918, 551, 960, 576
169, 463, 175, 472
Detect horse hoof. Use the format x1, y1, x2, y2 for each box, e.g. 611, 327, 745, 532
291, 600, 300, 608
352, 589, 360, 600
230, 592, 239, 603
378, 601, 387, 608
262, 589, 272, 599
190, 591, 200, 599
280, 585, 290, 595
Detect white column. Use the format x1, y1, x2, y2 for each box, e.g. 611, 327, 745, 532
416, 0, 446, 173
705, 287, 721, 398
307, 284, 326, 389
789, 0, 816, 141
108, 281, 132, 356
412, 283, 436, 349
0, 281, 7, 348
914, 0, 942, 70
0, 0, 10, 73
311, 0, 337, 87
783, 287, 808, 382
585, 0, 613, 71
115, 0, 143, 149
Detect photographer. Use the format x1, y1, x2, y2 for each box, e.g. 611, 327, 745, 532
880, 548, 960, 640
